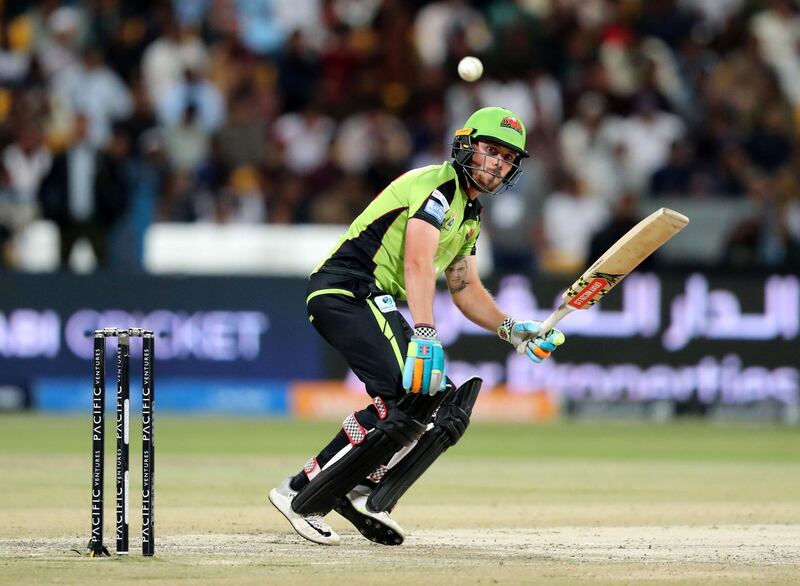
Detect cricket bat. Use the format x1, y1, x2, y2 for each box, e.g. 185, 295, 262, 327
519, 207, 689, 353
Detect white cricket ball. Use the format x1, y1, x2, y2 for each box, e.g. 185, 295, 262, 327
458, 56, 483, 82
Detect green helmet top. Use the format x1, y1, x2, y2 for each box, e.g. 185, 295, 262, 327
457, 107, 529, 158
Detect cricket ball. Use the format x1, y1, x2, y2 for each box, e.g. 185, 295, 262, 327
458, 56, 483, 82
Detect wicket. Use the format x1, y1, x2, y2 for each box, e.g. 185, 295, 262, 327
86, 327, 155, 557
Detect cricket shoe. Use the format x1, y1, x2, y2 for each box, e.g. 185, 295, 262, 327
269, 477, 340, 545
334, 485, 405, 546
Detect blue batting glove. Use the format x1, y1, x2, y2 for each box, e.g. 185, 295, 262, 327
496, 318, 565, 364
402, 324, 446, 395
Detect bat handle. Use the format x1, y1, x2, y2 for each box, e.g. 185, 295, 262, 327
515, 303, 574, 355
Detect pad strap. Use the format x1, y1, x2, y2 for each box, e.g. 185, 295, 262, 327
343, 413, 368, 445
367, 465, 388, 483
373, 396, 388, 420
303, 457, 321, 481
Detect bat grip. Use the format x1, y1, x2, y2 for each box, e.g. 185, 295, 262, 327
515, 303, 573, 355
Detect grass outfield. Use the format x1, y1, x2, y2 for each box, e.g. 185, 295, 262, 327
1, 414, 799, 585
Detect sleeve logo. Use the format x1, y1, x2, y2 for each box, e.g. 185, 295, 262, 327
424, 198, 446, 225
429, 189, 450, 211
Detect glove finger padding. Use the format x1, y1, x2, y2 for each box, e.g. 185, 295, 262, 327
420, 344, 432, 392
402, 337, 446, 395
522, 328, 565, 363
402, 340, 418, 392
428, 342, 445, 395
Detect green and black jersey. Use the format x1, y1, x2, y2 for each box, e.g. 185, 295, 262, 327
313, 161, 481, 299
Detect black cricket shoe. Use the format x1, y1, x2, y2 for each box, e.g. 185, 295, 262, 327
334, 486, 405, 546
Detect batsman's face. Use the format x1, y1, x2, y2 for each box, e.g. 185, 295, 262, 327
470, 141, 516, 191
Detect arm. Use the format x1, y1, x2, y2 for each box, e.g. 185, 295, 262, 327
402, 218, 445, 395
447, 255, 566, 363
446, 255, 506, 332
404, 218, 440, 326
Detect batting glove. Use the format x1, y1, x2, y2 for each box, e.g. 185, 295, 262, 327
402, 324, 446, 395
497, 318, 565, 363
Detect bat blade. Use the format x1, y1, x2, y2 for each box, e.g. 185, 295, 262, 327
517, 207, 689, 354
563, 207, 689, 310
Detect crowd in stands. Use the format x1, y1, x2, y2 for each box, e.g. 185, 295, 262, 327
0, 0, 799, 273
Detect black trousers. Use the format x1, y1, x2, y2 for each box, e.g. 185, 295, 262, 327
307, 271, 413, 403
292, 270, 416, 486
59, 220, 109, 267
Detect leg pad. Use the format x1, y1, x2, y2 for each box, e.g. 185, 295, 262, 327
291, 391, 443, 515
366, 377, 482, 513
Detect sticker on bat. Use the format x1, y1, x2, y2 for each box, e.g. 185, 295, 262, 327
567, 277, 609, 308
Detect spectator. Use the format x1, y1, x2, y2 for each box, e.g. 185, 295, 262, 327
160, 104, 210, 172
269, 174, 310, 224
587, 193, 654, 269
217, 166, 267, 224
527, 67, 563, 134
724, 169, 800, 268
309, 173, 370, 224
117, 129, 169, 271
408, 100, 449, 168
317, 25, 365, 117
649, 140, 693, 195
558, 92, 627, 202
2, 123, 51, 218
273, 103, 335, 176
156, 66, 224, 132
141, 18, 207, 107
334, 106, 411, 175
217, 84, 267, 169
33, 4, 85, 80
0, 166, 16, 269
483, 159, 548, 276
0, 22, 31, 86
711, 143, 750, 197
50, 46, 133, 148
749, 0, 800, 104
230, 0, 289, 56
744, 105, 793, 172
157, 169, 213, 223
120, 73, 158, 158
540, 171, 609, 273
276, 30, 321, 113
414, 0, 490, 68
683, 0, 745, 34
95, 4, 155, 85
37, 114, 129, 269
638, 0, 697, 50
172, 0, 212, 28
618, 93, 685, 191
207, 31, 264, 105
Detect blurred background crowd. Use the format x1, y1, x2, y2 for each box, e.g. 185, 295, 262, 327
0, 0, 799, 274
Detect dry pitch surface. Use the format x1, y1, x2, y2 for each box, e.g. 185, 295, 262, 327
1, 416, 799, 585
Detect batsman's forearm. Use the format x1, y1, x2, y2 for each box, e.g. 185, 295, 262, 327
404, 260, 436, 325
453, 283, 507, 332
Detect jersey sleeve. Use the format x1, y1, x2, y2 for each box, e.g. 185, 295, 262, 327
410, 187, 451, 229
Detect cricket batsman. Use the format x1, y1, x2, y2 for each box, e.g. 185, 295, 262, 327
269, 107, 566, 545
